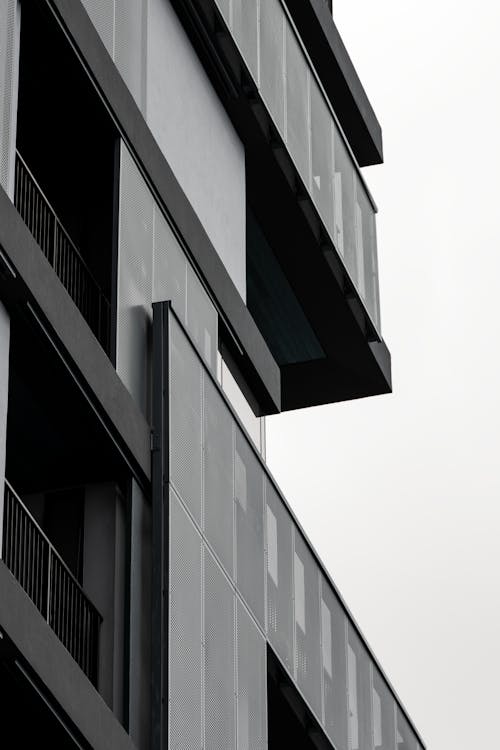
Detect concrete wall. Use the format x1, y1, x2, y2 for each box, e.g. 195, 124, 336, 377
147, 0, 247, 301
0, 301, 10, 558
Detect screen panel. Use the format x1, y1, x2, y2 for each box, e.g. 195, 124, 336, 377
321, 577, 349, 750
347, 624, 373, 750
203, 371, 234, 578
259, 0, 285, 136
169, 317, 203, 525
294, 531, 321, 718
169, 492, 203, 750
266, 479, 294, 673
204, 546, 236, 750
235, 431, 265, 628
236, 599, 267, 750
372, 666, 396, 750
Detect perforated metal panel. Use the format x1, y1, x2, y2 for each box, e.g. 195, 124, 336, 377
285, 24, 310, 188
0, 0, 19, 197
333, 128, 357, 280
347, 624, 373, 750
203, 372, 234, 578
169, 492, 203, 750
321, 577, 349, 750
117, 143, 154, 417
355, 175, 380, 329
294, 531, 321, 719
186, 263, 218, 376
80, 0, 114, 55
396, 708, 418, 750
372, 666, 396, 750
232, 0, 259, 84
114, 0, 146, 110
310, 77, 334, 238
266, 480, 293, 673
169, 317, 203, 525
235, 431, 265, 628
236, 599, 267, 750
152, 204, 186, 320
204, 546, 236, 750
259, 0, 285, 136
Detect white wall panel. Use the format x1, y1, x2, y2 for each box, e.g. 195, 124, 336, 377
147, 0, 246, 301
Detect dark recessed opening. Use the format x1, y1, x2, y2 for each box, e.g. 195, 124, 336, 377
15, 1, 118, 352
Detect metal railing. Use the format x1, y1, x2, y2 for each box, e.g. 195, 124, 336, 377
14, 151, 111, 351
2, 480, 102, 686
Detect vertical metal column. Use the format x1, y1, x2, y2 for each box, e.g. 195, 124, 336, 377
151, 301, 170, 750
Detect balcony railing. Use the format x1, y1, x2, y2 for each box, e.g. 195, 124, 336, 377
2, 480, 102, 686
14, 151, 111, 350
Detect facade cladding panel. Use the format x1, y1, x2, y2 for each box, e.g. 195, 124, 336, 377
147, 0, 247, 302
117, 142, 153, 418
170, 316, 203, 525
294, 530, 322, 719
169, 491, 203, 750
266, 479, 294, 673
204, 546, 236, 750
321, 576, 349, 750
235, 431, 266, 629
0, 0, 19, 197
236, 599, 267, 750
167, 313, 422, 750
203, 373, 234, 579
80, 0, 146, 109
117, 141, 218, 418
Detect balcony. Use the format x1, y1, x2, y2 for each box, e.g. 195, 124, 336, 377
1, 480, 102, 686
14, 152, 111, 351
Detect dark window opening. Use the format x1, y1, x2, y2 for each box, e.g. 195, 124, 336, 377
268, 647, 331, 750
15, 1, 118, 353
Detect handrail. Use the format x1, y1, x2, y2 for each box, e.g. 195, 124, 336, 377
4, 480, 101, 613
15, 151, 107, 298
2, 479, 102, 685
14, 151, 111, 350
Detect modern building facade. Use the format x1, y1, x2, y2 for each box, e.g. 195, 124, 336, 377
0, 1, 423, 749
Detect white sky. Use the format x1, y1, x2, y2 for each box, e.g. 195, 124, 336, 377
266, 2, 500, 748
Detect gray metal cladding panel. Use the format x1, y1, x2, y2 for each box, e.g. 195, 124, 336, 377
232, 0, 259, 84
0, 0, 18, 196
169, 317, 203, 525
234, 431, 265, 629
333, 130, 357, 279
114, 0, 145, 109
203, 371, 234, 578
310, 77, 334, 239
236, 599, 267, 750
321, 577, 349, 750
285, 24, 310, 189
259, 0, 285, 136
169, 491, 203, 750
204, 546, 236, 750
152, 204, 186, 321
347, 624, 373, 750
117, 144, 154, 417
396, 708, 418, 750
186, 264, 218, 376
80, 0, 114, 54
293, 531, 321, 719
265, 480, 293, 673
372, 666, 396, 750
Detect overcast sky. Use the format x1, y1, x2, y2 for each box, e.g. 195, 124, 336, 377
266, 2, 500, 748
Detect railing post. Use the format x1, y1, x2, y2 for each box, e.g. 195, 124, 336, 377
53, 216, 59, 270
46, 544, 52, 625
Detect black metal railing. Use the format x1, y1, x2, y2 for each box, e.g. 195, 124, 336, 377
2, 480, 102, 686
14, 151, 111, 351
